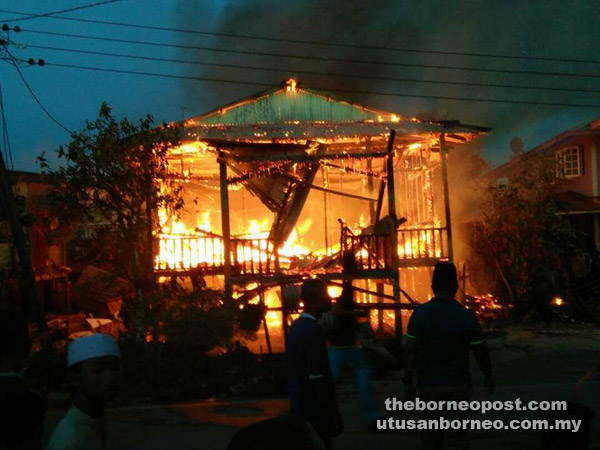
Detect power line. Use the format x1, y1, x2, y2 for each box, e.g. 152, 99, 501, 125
29, 59, 600, 108
20, 28, 600, 80
1, 8, 599, 65
0, 1, 122, 23
5, 49, 72, 134
21, 42, 600, 95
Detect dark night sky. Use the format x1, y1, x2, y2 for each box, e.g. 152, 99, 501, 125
2, 0, 599, 171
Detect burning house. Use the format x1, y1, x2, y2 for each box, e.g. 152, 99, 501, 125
155, 78, 489, 352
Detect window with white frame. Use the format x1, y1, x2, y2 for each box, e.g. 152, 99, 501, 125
557, 147, 582, 178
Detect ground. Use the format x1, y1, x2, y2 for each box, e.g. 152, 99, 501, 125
44, 325, 600, 449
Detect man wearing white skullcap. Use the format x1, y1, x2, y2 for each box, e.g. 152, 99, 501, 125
47, 334, 120, 450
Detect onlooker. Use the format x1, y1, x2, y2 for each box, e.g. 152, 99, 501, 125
227, 415, 327, 450
404, 262, 494, 449
321, 252, 381, 426
287, 279, 343, 450
0, 311, 45, 450
47, 334, 121, 450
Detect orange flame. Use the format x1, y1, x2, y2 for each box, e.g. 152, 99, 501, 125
285, 78, 298, 93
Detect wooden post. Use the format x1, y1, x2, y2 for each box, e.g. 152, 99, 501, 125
375, 179, 386, 223
440, 133, 454, 263
385, 130, 402, 337
367, 153, 385, 335
367, 153, 375, 222
323, 190, 329, 254
218, 149, 232, 300
386, 131, 398, 245
259, 285, 273, 354
281, 284, 289, 348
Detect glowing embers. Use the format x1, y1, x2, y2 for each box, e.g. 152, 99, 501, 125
465, 293, 510, 320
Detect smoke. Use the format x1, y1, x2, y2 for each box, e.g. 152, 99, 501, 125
174, 0, 600, 163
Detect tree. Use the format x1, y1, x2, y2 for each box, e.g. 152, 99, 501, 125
471, 152, 580, 316
38, 103, 183, 336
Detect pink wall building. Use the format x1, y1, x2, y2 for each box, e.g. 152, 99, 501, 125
493, 119, 600, 252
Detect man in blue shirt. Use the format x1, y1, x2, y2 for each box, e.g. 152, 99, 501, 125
404, 262, 494, 449
287, 279, 343, 450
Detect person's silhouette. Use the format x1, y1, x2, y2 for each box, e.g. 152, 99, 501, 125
404, 263, 494, 449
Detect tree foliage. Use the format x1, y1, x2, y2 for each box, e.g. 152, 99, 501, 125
472, 153, 580, 314
38, 102, 183, 288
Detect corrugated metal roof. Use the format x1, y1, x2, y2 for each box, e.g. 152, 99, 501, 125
182, 79, 490, 143
188, 81, 406, 126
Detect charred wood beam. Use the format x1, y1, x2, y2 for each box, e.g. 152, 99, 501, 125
282, 174, 378, 203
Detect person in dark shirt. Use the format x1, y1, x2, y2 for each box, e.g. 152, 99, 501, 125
320, 252, 381, 426
404, 262, 494, 449
287, 279, 343, 450
0, 311, 45, 450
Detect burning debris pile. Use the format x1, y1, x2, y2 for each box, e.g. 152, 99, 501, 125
465, 293, 510, 321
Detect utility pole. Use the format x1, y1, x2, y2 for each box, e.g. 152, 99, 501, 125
0, 149, 45, 329
1, 28, 46, 328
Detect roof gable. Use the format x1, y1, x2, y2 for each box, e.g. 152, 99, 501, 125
189, 79, 404, 126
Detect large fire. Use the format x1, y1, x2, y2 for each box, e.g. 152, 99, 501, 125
155, 209, 313, 272
153, 136, 462, 353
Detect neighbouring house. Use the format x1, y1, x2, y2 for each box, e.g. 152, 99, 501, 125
493, 119, 600, 253
0, 170, 71, 312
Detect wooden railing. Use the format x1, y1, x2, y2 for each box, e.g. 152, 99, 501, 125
155, 226, 449, 274
341, 233, 392, 270
155, 235, 279, 276
397, 227, 448, 261
231, 238, 278, 276
341, 226, 449, 270
154, 234, 224, 272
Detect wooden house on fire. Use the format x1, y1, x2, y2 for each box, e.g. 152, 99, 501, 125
155, 78, 489, 352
